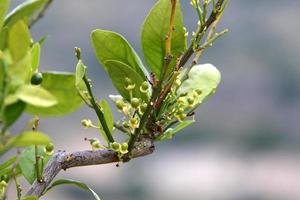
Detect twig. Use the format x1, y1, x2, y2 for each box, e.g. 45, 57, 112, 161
29, 0, 54, 28
25, 138, 154, 198
83, 76, 115, 143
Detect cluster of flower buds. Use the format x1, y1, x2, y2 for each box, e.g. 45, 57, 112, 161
110, 142, 129, 160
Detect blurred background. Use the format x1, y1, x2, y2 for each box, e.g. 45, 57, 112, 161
6, 0, 300, 199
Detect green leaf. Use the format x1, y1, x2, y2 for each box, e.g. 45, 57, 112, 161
4, 0, 49, 27
45, 179, 101, 200
141, 0, 185, 80
26, 72, 83, 117
12, 131, 51, 147
157, 120, 195, 141
0, 156, 16, 171
16, 85, 57, 107
0, 26, 8, 50
75, 60, 86, 87
105, 60, 148, 101
31, 43, 41, 72
3, 100, 26, 129
98, 100, 114, 142
91, 29, 147, 78
19, 146, 51, 184
0, 0, 9, 29
177, 64, 221, 106
8, 20, 31, 62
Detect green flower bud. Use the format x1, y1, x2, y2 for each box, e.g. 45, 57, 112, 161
129, 117, 139, 129
177, 113, 187, 122
131, 98, 140, 109
174, 79, 181, 87
140, 81, 149, 93
31, 72, 43, 85
81, 119, 93, 128
187, 97, 194, 105
0, 180, 7, 189
44, 142, 54, 156
195, 89, 202, 95
120, 143, 128, 154
177, 107, 184, 114
116, 99, 125, 110
140, 103, 148, 113
111, 142, 121, 151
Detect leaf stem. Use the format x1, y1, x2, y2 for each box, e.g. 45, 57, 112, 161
82, 76, 114, 143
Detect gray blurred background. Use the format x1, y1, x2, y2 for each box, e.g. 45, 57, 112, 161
7, 0, 300, 199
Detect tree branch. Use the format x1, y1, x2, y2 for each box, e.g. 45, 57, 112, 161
26, 139, 154, 198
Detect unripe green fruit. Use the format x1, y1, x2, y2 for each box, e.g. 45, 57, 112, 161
116, 100, 125, 110
45, 142, 54, 152
31, 72, 43, 85
131, 98, 140, 108
141, 81, 149, 90
120, 143, 129, 154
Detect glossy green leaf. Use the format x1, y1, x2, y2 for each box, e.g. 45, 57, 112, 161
12, 131, 51, 147
75, 60, 86, 87
0, 0, 9, 29
8, 20, 31, 62
0, 27, 8, 50
45, 179, 101, 200
105, 60, 148, 101
16, 85, 57, 107
141, 0, 185, 80
98, 100, 114, 142
177, 64, 221, 106
26, 72, 83, 117
4, 0, 49, 27
19, 146, 51, 184
157, 120, 195, 141
31, 43, 40, 72
91, 29, 147, 78
3, 100, 26, 129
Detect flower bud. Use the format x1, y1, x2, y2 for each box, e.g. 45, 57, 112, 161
174, 79, 181, 87
120, 143, 128, 154
140, 103, 148, 113
140, 81, 149, 93
129, 117, 139, 129
81, 119, 93, 128
177, 107, 184, 114
177, 113, 187, 122
187, 97, 194, 105
0, 180, 7, 189
131, 98, 140, 109
111, 142, 121, 151
124, 77, 132, 86
44, 142, 54, 156
116, 99, 125, 110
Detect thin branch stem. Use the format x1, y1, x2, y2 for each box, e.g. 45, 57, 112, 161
25, 139, 154, 198
29, 0, 54, 28
83, 76, 114, 143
